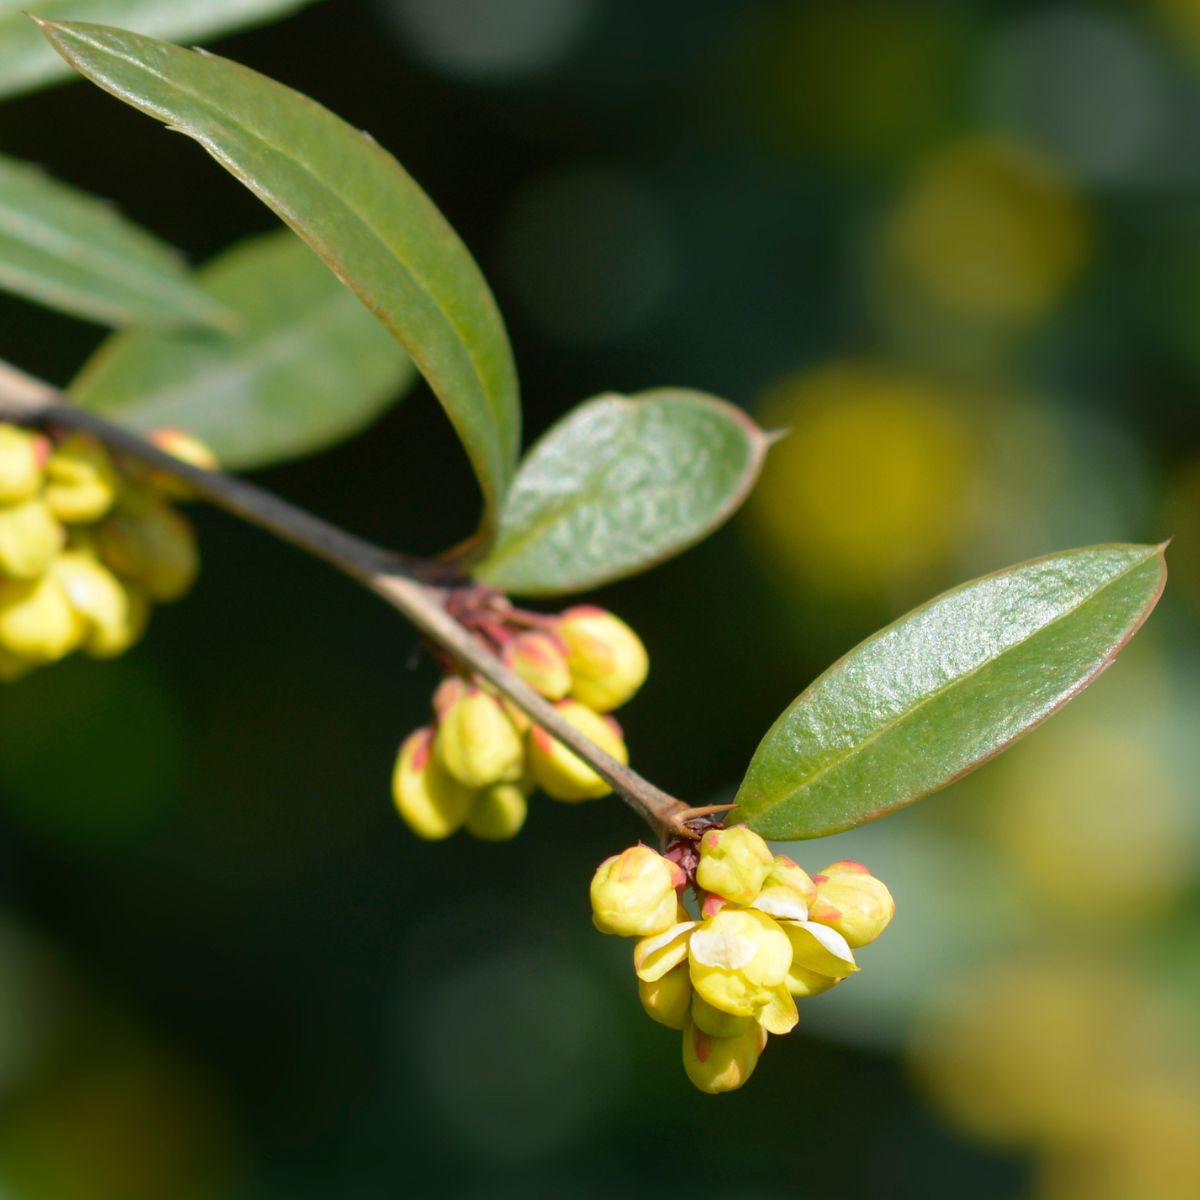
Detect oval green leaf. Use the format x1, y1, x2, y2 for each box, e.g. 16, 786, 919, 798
474, 390, 771, 596
734, 543, 1168, 840
0, 152, 231, 329
0, 0, 316, 100
40, 19, 520, 536
69, 229, 416, 471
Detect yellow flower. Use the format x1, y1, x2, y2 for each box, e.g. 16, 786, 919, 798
528, 699, 627, 801
780, 918, 858, 997
695, 825, 774, 905
143, 428, 219, 501
687, 907, 792, 1019
0, 425, 47, 504
503, 630, 571, 700
51, 551, 144, 658
43, 433, 119, 524
809, 860, 896, 947
558, 605, 648, 712
0, 498, 61, 579
639, 965, 692, 1030
465, 782, 529, 841
633, 921, 696, 983
435, 688, 524, 788
682, 1019, 766, 1094
98, 491, 199, 602
392, 726, 476, 840
0, 574, 86, 662
590, 844, 684, 937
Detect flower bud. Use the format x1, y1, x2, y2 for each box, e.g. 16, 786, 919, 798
43, 434, 119, 524
638, 964, 692, 1030
765, 855, 818, 904
691, 993, 753, 1039
435, 688, 524, 788
0, 498, 61, 579
0, 575, 86, 662
465, 782, 528, 841
392, 727, 475, 840
432, 675, 469, 721
0, 425, 47, 504
528, 700, 627, 802
142, 428, 219, 500
682, 1020, 765, 1094
590, 844, 685, 938
751, 859, 814, 922
695, 825, 774, 905
503, 631, 571, 700
51, 552, 146, 659
558, 606, 648, 712
688, 908, 793, 1018
810, 861, 895, 948
97, 492, 198, 602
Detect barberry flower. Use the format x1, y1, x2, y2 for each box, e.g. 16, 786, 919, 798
435, 687, 524, 788
392, 726, 476, 840
638, 965, 692, 1030
0, 574, 85, 662
503, 630, 571, 700
0, 425, 47, 504
682, 1019, 766, 1095
594, 824, 895, 1093
392, 598, 646, 840
141, 428, 220, 500
809, 860, 896, 947
43, 433, 119, 524
465, 782, 529, 841
97, 490, 199, 602
557, 605, 648, 711
695, 825, 774, 905
590, 845, 685, 937
0, 498, 60, 579
528, 699, 627, 801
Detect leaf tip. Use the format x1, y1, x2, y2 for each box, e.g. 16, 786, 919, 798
764, 425, 791, 448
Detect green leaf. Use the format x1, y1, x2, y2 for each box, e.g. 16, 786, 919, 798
0, 0, 316, 100
69, 229, 416, 471
0, 152, 231, 329
474, 390, 771, 596
40, 20, 520, 536
734, 543, 1168, 840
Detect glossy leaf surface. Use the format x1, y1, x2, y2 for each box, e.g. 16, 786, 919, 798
475, 390, 770, 596
42, 20, 520, 533
0, 152, 230, 329
70, 230, 415, 470
1, 0, 315, 99
735, 543, 1167, 840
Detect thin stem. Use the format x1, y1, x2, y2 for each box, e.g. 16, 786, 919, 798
0, 360, 694, 839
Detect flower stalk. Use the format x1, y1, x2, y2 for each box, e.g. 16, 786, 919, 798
0, 358, 695, 838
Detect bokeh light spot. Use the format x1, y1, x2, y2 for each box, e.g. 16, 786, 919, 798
381, 0, 594, 80
886, 137, 1090, 323
496, 165, 675, 345
748, 362, 974, 597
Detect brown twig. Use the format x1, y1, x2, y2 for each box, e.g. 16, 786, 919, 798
0, 359, 698, 839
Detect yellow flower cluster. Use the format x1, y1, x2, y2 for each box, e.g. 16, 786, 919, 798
392, 605, 648, 841
590, 826, 895, 1093
0, 422, 215, 682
